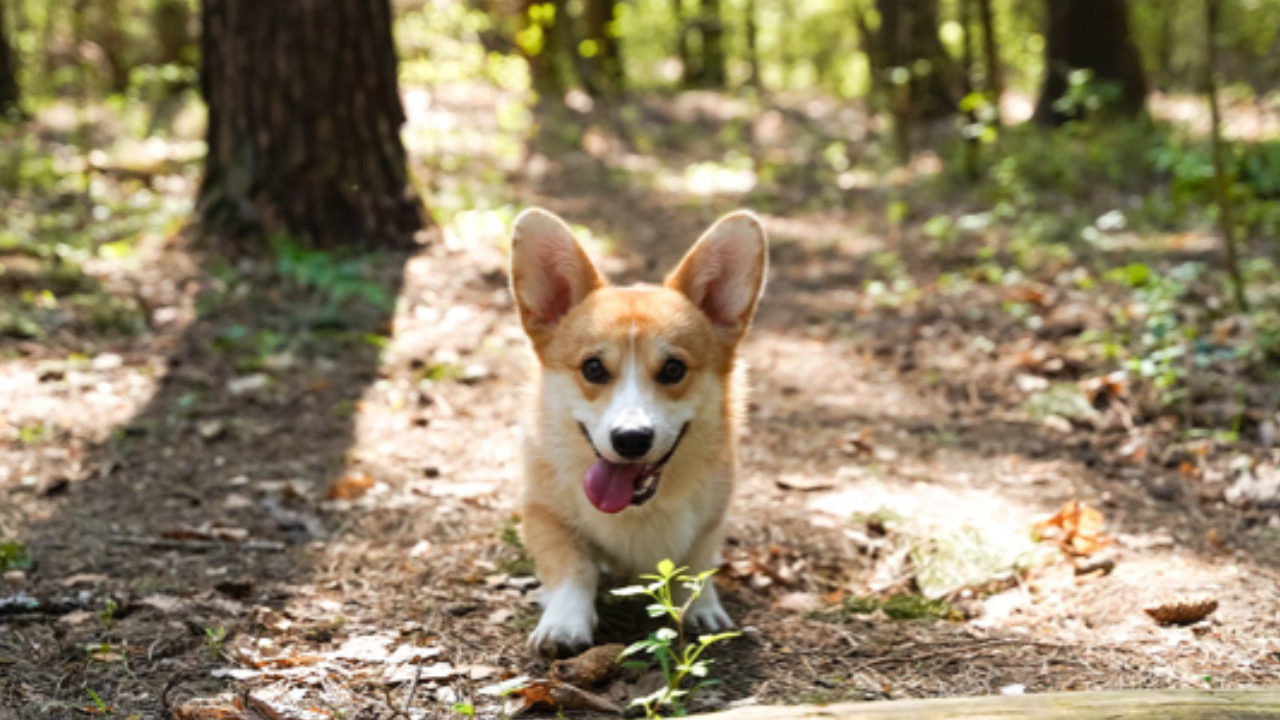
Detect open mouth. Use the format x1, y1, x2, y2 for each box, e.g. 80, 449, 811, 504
579, 423, 688, 514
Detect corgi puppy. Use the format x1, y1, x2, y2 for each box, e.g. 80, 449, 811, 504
508, 208, 768, 657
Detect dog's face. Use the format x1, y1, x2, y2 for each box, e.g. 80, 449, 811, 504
510, 209, 767, 514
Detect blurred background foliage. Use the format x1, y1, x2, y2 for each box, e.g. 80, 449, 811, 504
3, 0, 1280, 431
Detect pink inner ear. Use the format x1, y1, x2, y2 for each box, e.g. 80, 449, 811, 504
535, 274, 574, 325
687, 233, 757, 331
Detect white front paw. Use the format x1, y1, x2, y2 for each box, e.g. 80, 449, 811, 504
685, 588, 735, 633
528, 581, 598, 657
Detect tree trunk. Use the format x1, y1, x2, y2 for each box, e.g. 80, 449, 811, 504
1033, 0, 1147, 125
682, 0, 726, 89
95, 0, 130, 93
872, 0, 960, 119
154, 0, 193, 68
524, 0, 570, 104
580, 0, 623, 97
197, 0, 427, 251
744, 0, 760, 89
976, 0, 1002, 122
0, 2, 19, 116
698, 0, 727, 88
1205, 0, 1248, 312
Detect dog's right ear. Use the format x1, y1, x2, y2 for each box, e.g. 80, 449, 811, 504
510, 208, 605, 344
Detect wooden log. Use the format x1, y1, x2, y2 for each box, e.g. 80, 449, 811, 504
692, 690, 1280, 720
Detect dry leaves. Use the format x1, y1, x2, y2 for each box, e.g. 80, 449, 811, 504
1144, 594, 1219, 625
1034, 500, 1114, 557
508, 679, 624, 716
723, 545, 807, 591
325, 472, 375, 501
551, 643, 625, 689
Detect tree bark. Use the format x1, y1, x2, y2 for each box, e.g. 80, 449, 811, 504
1033, 0, 1147, 125
95, 0, 130, 93
871, 0, 960, 119
580, 0, 623, 97
682, 0, 727, 89
976, 0, 1002, 122
524, 0, 570, 104
0, 2, 19, 116
197, 0, 427, 251
1205, 0, 1248, 312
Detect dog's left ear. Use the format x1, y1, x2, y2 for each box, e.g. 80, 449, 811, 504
665, 211, 768, 344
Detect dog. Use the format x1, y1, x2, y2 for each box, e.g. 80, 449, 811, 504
508, 207, 768, 657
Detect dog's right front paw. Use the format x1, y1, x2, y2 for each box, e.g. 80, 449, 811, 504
528, 613, 594, 659
528, 581, 598, 659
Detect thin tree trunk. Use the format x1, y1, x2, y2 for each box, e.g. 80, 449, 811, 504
580, 0, 623, 97
96, 0, 129, 93
1205, 0, 1248, 312
0, 2, 19, 115
744, 0, 760, 89
874, 0, 960, 119
525, 0, 569, 104
976, 0, 1001, 123
673, 0, 692, 85
1033, 0, 1147, 125
698, 0, 727, 88
197, 0, 427, 251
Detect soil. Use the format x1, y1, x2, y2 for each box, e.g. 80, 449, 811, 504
2, 90, 1279, 719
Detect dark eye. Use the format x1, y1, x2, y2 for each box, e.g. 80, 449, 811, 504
657, 358, 687, 384
581, 357, 610, 384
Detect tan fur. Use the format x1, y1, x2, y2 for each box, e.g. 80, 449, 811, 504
510, 208, 767, 655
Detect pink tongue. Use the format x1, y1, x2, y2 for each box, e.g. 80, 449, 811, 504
584, 459, 644, 514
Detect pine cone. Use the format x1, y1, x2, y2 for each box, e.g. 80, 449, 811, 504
1144, 594, 1219, 625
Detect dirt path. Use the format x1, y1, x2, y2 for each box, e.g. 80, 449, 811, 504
2, 91, 1279, 719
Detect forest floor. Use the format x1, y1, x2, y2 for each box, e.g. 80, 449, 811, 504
2, 86, 1280, 720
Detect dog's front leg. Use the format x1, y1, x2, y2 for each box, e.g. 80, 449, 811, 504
678, 523, 735, 632
523, 501, 599, 657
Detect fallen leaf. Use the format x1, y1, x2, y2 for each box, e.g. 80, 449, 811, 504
775, 474, 835, 492
551, 643, 625, 689
61, 574, 109, 587
139, 594, 187, 614
330, 634, 394, 662
326, 472, 375, 501
774, 592, 819, 613
1144, 594, 1218, 625
1034, 500, 1114, 556
59, 610, 94, 625
170, 699, 246, 720
511, 679, 623, 716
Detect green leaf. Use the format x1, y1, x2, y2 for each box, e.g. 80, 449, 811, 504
697, 631, 741, 645
611, 585, 650, 597
620, 640, 656, 658
655, 627, 678, 642
656, 559, 676, 576
647, 603, 670, 618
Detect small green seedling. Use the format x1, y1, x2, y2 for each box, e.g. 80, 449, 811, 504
205, 626, 227, 660
97, 598, 118, 629
86, 687, 110, 714
612, 559, 740, 719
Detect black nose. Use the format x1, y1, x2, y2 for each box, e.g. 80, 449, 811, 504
611, 427, 654, 459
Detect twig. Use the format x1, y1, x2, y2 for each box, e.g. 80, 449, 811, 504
1205, 0, 1249, 312
402, 661, 423, 716
109, 536, 286, 552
